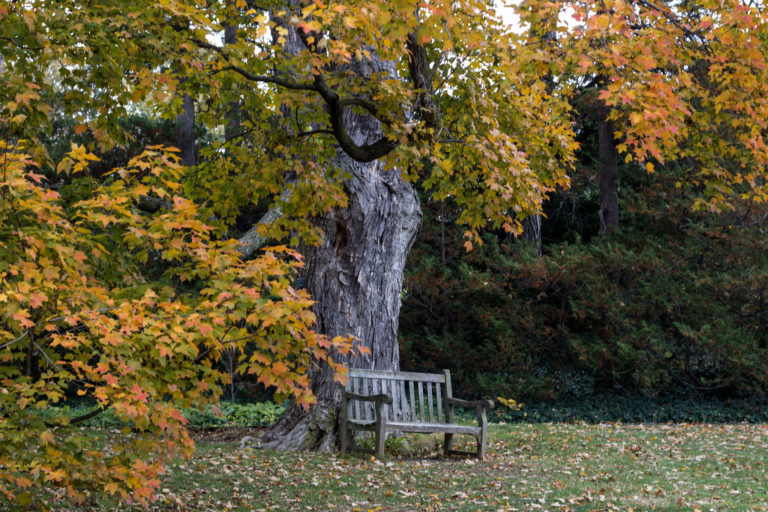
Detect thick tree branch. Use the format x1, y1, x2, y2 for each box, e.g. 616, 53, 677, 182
137, 195, 172, 213
0, 37, 42, 51
238, 187, 293, 259
406, 32, 440, 132
220, 65, 318, 92
313, 74, 397, 162
194, 38, 398, 162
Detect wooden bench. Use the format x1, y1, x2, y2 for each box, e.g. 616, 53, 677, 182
340, 368, 494, 459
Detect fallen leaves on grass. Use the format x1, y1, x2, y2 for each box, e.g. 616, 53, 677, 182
33, 423, 768, 511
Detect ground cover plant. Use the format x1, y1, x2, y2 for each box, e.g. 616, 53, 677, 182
21, 422, 768, 511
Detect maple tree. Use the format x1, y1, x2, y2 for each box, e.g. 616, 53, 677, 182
3, 0, 768, 504
524, 0, 768, 221
0, 138, 353, 503
0, 2, 352, 502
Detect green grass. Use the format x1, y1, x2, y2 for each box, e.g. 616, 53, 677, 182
30, 423, 768, 511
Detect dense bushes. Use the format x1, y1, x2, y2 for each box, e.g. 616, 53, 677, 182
399, 166, 768, 403
36, 402, 286, 429
491, 390, 768, 424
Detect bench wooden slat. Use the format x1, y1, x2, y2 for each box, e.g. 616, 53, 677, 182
386, 422, 481, 436
348, 369, 447, 383
369, 379, 375, 421
389, 379, 399, 421
400, 380, 408, 422
417, 381, 425, 422
353, 377, 361, 421
436, 382, 443, 422
369, 379, 376, 422
427, 383, 434, 423
408, 380, 416, 420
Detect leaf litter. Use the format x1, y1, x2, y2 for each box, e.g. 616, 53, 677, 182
42, 423, 768, 511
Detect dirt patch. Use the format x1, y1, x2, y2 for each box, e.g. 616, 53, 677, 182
189, 426, 265, 443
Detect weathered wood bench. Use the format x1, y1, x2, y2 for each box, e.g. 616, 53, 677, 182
341, 368, 494, 459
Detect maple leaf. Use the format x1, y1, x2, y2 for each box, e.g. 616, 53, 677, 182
28, 292, 46, 309
132, 383, 149, 403
12, 310, 34, 328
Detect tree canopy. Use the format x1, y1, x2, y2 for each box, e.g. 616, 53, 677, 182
2, 0, 768, 505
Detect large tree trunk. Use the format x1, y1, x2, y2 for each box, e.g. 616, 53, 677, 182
261, 111, 422, 451
598, 117, 619, 235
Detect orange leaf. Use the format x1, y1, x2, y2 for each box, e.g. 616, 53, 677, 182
12, 310, 34, 328
28, 292, 46, 309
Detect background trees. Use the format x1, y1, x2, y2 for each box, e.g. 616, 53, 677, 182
401, 0, 768, 403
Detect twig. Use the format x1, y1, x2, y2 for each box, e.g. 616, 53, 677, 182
46, 403, 111, 428
0, 330, 29, 350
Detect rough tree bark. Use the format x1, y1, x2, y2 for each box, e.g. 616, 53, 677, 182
186, 5, 423, 449
598, 117, 619, 235
260, 107, 422, 451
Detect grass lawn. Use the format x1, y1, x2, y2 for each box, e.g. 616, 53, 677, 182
37, 423, 768, 511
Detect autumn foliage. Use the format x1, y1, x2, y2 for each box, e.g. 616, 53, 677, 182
528, 0, 768, 211
3, 0, 768, 505
0, 138, 353, 503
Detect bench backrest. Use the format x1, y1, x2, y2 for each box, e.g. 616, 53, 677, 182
345, 368, 453, 424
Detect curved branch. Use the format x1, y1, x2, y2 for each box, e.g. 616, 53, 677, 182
0, 330, 29, 350
220, 65, 318, 92
313, 75, 397, 162
238, 186, 293, 259
45, 403, 111, 428
194, 38, 398, 162
338, 98, 379, 116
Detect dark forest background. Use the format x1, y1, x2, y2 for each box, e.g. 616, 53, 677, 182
43, 95, 768, 423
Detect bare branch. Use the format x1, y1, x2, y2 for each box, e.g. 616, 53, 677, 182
43, 403, 111, 428
33, 341, 62, 372
338, 98, 379, 116
220, 65, 319, 92
1, 330, 29, 350
297, 128, 335, 138
0, 37, 43, 51
313, 74, 398, 162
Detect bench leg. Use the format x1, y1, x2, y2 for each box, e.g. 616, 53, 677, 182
477, 406, 488, 460
443, 433, 454, 456
374, 422, 387, 459
341, 424, 351, 453
476, 434, 487, 460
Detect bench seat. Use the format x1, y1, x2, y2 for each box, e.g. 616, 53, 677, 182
341, 368, 494, 459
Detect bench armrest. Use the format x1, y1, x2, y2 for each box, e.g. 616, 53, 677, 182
343, 392, 393, 405
446, 397, 494, 410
